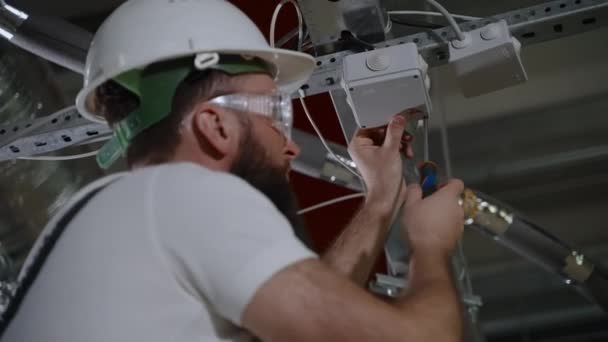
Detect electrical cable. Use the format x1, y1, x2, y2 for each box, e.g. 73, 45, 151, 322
340, 30, 375, 51
432, 70, 478, 327
276, 27, 299, 48
270, 0, 304, 51
420, 0, 467, 41
297, 193, 365, 215
298, 90, 365, 188
390, 18, 443, 30
75, 134, 112, 146
18, 149, 98, 161
277, 27, 310, 49
387, 10, 481, 22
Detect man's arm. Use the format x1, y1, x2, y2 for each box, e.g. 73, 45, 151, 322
321, 191, 400, 286
322, 116, 408, 286
242, 180, 465, 342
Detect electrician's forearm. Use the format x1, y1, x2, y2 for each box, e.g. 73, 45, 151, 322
321, 198, 396, 287
396, 250, 464, 342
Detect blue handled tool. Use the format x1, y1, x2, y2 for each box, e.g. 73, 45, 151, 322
417, 117, 439, 197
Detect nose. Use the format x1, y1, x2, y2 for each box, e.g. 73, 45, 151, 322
284, 138, 301, 161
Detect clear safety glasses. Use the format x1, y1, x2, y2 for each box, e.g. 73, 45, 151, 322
208, 92, 294, 139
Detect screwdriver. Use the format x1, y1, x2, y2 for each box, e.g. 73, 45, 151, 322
417, 116, 439, 198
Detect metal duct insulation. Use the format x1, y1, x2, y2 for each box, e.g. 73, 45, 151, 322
0, 43, 100, 274
462, 189, 608, 312
0, 0, 91, 73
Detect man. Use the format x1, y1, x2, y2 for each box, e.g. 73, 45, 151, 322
3, 0, 465, 341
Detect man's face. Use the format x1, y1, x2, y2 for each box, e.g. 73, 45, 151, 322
230, 123, 303, 231
226, 74, 305, 233
230, 74, 301, 178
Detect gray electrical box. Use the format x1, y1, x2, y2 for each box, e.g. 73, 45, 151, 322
449, 20, 528, 97
342, 43, 431, 129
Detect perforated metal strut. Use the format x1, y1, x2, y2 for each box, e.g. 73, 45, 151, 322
296, 0, 608, 99
1, 0, 607, 160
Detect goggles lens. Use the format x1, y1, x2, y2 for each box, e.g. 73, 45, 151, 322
209, 92, 294, 139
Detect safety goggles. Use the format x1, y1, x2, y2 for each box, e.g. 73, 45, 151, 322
208, 92, 294, 139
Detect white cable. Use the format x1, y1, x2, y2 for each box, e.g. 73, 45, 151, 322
18, 150, 98, 161
76, 134, 112, 146
276, 28, 299, 48
387, 10, 480, 22
297, 193, 365, 215
298, 91, 365, 188
277, 28, 310, 48
422, 0, 467, 41
431, 69, 476, 304
270, 0, 304, 51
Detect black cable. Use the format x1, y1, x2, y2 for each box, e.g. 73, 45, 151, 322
340, 31, 375, 51
390, 18, 443, 30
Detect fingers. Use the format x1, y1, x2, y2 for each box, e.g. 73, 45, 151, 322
348, 136, 374, 151
437, 179, 465, 197
398, 179, 408, 204
405, 143, 414, 159
405, 184, 422, 207
383, 116, 407, 151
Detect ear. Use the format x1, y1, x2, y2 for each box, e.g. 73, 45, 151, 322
189, 103, 241, 160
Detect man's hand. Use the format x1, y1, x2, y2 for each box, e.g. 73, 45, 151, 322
348, 116, 413, 215
401, 180, 465, 257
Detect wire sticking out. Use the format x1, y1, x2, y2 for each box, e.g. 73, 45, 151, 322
390, 18, 443, 30
422, 0, 467, 41
18, 149, 99, 161
297, 193, 365, 215
270, 0, 304, 51
340, 31, 376, 51
298, 90, 365, 189
387, 10, 481, 22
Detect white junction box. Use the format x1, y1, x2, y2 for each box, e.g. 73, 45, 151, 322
449, 19, 528, 98
342, 43, 431, 129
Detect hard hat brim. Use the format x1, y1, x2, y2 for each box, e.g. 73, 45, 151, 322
76, 48, 316, 124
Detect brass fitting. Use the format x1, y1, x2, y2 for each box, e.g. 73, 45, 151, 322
460, 188, 513, 235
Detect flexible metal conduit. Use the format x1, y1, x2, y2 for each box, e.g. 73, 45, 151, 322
461, 189, 608, 312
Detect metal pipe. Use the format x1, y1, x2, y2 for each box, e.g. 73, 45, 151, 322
0, 1, 91, 74
462, 189, 608, 311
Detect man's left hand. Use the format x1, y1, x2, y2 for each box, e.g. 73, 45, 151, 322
348, 116, 414, 215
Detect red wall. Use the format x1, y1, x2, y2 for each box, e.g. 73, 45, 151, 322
230, 1, 364, 254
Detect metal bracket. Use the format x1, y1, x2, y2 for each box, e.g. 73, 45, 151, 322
0, 107, 111, 161
1, 0, 607, 161
295, 0, 608, 98
369, 272, 484, 307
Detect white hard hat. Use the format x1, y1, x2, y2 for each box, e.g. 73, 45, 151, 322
76, 0, 316, 123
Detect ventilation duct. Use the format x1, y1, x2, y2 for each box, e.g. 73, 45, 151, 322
0, 42, 101, 285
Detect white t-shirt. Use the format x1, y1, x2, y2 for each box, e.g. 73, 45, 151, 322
3, 163, 316, 341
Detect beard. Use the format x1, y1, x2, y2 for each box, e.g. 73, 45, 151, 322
229, 128, 313, 249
